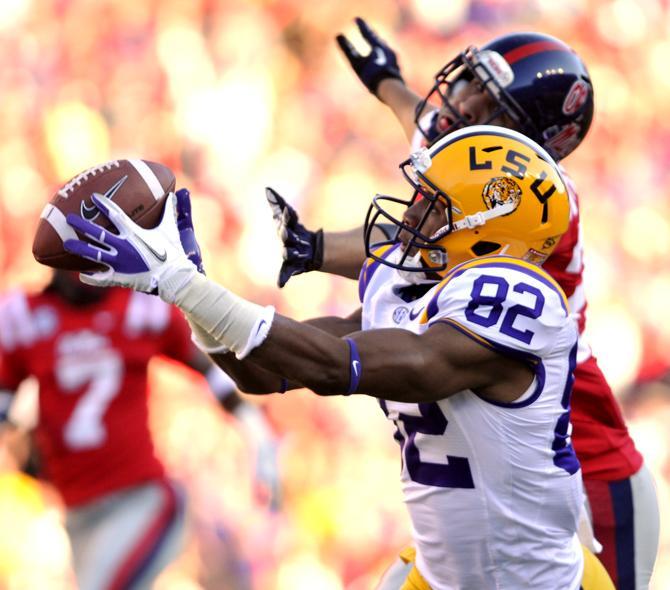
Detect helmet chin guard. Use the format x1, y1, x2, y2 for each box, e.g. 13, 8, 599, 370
396, 251, 441, 284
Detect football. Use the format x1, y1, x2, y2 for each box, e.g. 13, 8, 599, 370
33, 159, 175, 271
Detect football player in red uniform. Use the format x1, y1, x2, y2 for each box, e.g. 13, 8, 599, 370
0, 266, 279, 590
265, 20, 659, 590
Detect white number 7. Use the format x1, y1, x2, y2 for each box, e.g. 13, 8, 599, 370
56, 351, 123, 450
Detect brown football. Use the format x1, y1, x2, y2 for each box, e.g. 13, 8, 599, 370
33, 159, 175, 271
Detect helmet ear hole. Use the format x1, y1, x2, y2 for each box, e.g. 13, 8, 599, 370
471, 241, 501, 256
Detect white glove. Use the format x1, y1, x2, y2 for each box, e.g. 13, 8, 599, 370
64, 192, 196, 302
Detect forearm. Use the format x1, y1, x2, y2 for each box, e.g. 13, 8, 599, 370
184, 315, 284, 393
321, 225, 390, 279
376, 78, 424, 143
320, 227, 366, 278
248, 319, 450, 400
209, 351, 289, 394
304, 313, 361, 337
187, 305, 360, 394
241, 313, 363, 392
209, 312, 362, 393
246, 315, 351, 395
171, 275, 457, 400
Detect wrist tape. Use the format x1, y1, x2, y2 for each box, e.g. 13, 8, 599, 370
186, 314, 230, 354
174, 273, 275, 359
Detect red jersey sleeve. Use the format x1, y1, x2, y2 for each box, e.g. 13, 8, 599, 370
0, 292, 33, 389
159, 305, 196, 364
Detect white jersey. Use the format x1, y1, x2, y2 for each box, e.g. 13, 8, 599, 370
359, 246, 584, 590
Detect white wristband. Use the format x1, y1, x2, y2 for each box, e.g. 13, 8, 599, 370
174, 273, 275, 359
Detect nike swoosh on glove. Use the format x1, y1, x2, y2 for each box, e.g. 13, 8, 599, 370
63, 191, 196, 302
335, 17, 403, 95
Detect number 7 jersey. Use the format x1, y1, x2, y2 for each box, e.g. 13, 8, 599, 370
360, 247, 584, 590
0, 287, 194, 507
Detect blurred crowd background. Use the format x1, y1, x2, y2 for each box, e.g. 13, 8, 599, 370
0, 0, 668, 588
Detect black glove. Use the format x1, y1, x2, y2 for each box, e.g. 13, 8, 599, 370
265, 188, 324, 288
336, 17, 404, 96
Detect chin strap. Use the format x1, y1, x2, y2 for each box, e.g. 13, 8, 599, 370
451, 202, 517, 231
397, 251, 437, 285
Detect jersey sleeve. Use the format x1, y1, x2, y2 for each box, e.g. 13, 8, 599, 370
160, 305, 196, 363
543, 170, 582, 299
422, 257, 573, 360
0, 353, 23, 391
0, 292, 33, 389
124, 291, 194, 363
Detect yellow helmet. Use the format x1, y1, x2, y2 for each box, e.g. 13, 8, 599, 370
364, 125, 570, 278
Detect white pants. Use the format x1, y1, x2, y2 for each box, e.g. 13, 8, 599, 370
65, 479, 186, 590
584, 463, 660, 590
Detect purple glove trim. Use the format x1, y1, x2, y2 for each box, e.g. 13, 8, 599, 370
175, 188, 205, 275
64, 195, 150, 274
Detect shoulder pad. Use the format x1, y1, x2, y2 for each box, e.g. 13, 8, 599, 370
424, 256, 572, 359
359, 243, 401, 302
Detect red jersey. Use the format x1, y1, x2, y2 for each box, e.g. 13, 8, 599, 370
0, 287, 194, 506
544, 169, 642, 480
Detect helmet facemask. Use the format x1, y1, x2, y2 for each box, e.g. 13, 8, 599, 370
364, 152, 456, 280
415, 46, 537, 148
416, 33, 595, 160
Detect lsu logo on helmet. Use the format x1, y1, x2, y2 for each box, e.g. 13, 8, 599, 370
364, 125, 570, 278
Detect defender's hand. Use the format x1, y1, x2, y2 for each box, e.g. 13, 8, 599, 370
265, 187, 323, 288
64, 192, 196, 302
254, 440, 282, 512
336, 17, 404, 96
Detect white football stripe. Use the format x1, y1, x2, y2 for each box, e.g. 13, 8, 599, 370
128, 159, 163, 199
41, 203, 78, 243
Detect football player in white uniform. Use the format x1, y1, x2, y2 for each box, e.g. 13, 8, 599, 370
60, 126, 613, 589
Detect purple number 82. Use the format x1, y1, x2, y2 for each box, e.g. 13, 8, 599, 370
465, 275, 545, 344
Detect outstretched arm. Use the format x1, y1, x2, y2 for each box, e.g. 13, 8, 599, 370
266, 187, 392, 284
62, 190, 532, 403
376, 78, 427, 144
204, 310, 363, 394
321, 226, 390, 279
167, 275, 509, 401
336, 17, 431, 143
